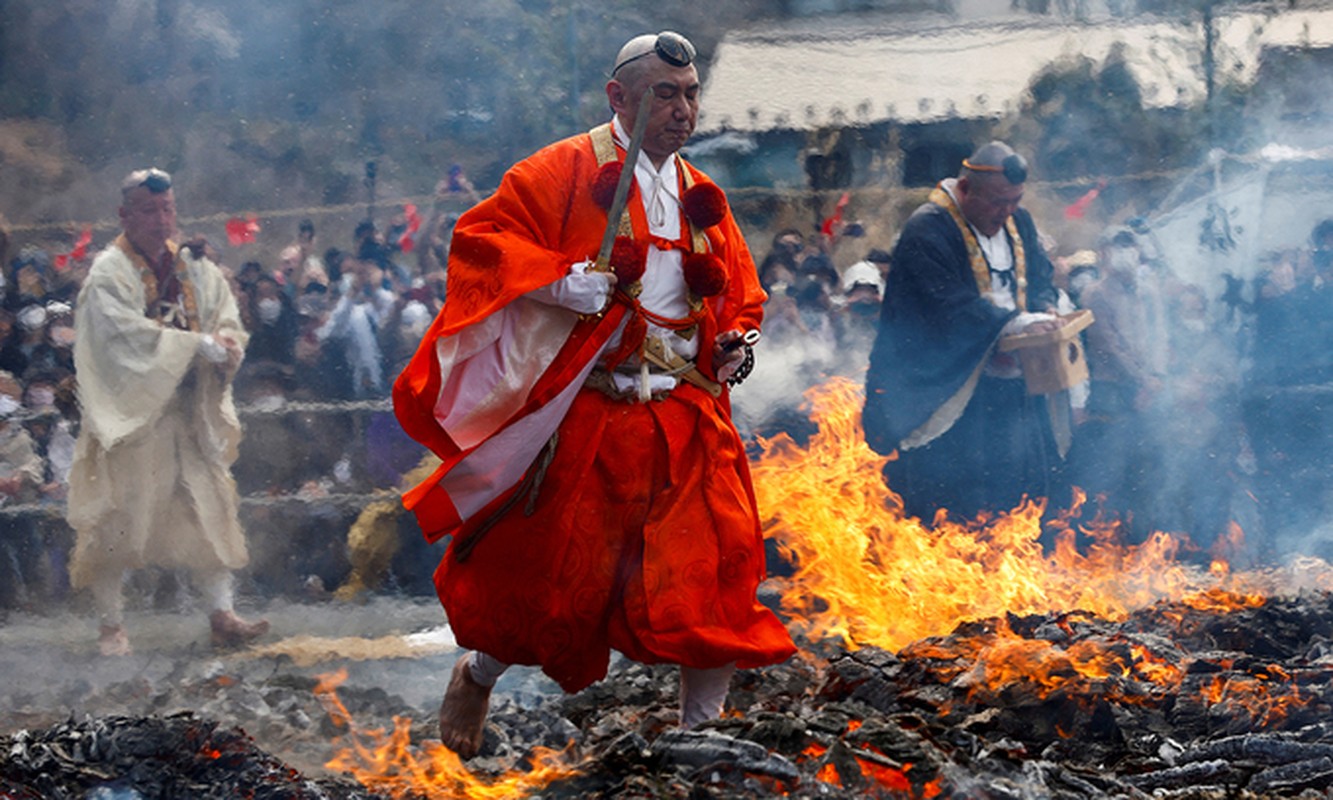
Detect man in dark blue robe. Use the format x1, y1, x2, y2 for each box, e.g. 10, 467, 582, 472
864, 141, 1067, 521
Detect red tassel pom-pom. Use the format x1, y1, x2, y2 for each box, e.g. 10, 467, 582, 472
683, 253, 728, 297
592, 162, 624, 210
682, 182, 727, 229
609, 236, 647, 285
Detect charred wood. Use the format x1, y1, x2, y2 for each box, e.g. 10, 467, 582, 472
1247, 755, 1333, 793
1123, 758, 1237, 791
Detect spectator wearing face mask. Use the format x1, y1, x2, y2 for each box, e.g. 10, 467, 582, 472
13, 304, 47, 371
241, 275, 299, 368
315, 257, 392, 399
1067, 227, 1170, 540
293, 281, 353, 401
24, 302, 76, 378
837, 259, 885, 364
22, 370, 75, 499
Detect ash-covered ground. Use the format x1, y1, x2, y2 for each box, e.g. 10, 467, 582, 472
0, 596, 558, 777
8, 583, 1333, 798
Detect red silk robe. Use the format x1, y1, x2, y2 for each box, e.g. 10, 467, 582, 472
393, 129, 795, 692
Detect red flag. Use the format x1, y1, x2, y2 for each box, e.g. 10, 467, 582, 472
398, 203, 422, 253
1064, 180, 1107, 220
225, 215, 261, 246
53, 226, 94, 271
821, 192, 851, 238
70, 226, 92, 260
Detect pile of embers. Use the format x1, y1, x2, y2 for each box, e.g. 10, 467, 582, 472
8, 590, 1333, 798
0, 713, 383, 799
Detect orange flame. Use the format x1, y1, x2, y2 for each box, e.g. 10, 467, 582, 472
900, 618, 1186, 707
1199, 670, 1312, 726
804, 740, 938, 797
314, 669, 580, 799
750, 378, 1277, 653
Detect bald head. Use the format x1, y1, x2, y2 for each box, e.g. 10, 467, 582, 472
119, 167, 177, 260
960, 141, 1028, 185
606, 31, 701, 168
956, 141, 1029, 236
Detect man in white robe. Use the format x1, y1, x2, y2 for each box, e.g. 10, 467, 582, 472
67, 167, 269, 656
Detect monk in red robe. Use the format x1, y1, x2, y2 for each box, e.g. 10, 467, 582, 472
393, 31, 795, 757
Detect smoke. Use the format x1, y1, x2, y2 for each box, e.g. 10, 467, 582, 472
1111, 145, 1333, 567
732, 331, 868, 443
0, 596, 535, 728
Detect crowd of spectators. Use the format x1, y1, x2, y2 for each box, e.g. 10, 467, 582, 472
731, 227, 890, 443
1238, 219, 1333, 557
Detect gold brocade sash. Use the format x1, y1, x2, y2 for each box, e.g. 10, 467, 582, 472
588, 121, 708, 331
927, 184, 1027, 311
588, 123, 710, 265
114, 233, 200, 332
587, 122, 721, 396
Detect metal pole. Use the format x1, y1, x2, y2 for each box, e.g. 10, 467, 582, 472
364, 160, 377, 223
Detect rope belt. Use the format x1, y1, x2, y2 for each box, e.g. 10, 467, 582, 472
584, 355, 695, 403
589, 327, 722, 402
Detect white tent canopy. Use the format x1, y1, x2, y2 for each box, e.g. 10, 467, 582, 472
698, 6, 1333, 134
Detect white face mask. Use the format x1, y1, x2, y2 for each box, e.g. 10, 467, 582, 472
256, 297, 283, 325
17, 306, 46, 331
0, 394, 20, 419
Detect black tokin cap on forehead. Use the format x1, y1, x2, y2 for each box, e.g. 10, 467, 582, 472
121, 167, 173, 194
612, 31, 696, 76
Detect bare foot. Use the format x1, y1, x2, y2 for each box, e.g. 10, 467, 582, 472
98, 624, 131, 657
209, 609, 270, 648
439, 653, 491, 758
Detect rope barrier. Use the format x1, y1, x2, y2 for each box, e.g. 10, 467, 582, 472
1, 155, 1262, 237
235, 397, 394, 417
0, 395, 405, 520
5, 397, 394, 426
0, 489, 404, 521
6, 193, 478, 236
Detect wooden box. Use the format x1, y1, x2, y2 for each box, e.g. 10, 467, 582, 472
997, 309, 1095, 395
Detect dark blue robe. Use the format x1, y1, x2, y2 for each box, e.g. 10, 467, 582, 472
863, 200, 1061, 520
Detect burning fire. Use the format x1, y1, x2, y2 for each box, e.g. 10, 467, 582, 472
314, 670, 580, 799
750, 377, 1289, 653
748, 378, 1333, 729
1199, 668, 1314, 726
800, 741, 943, 796
310, 378, 1331, 797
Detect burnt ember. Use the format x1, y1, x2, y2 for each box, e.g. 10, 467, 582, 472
6, 591, 1333, 798
0, 712, 383, 799
519, 589, 1333, 798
